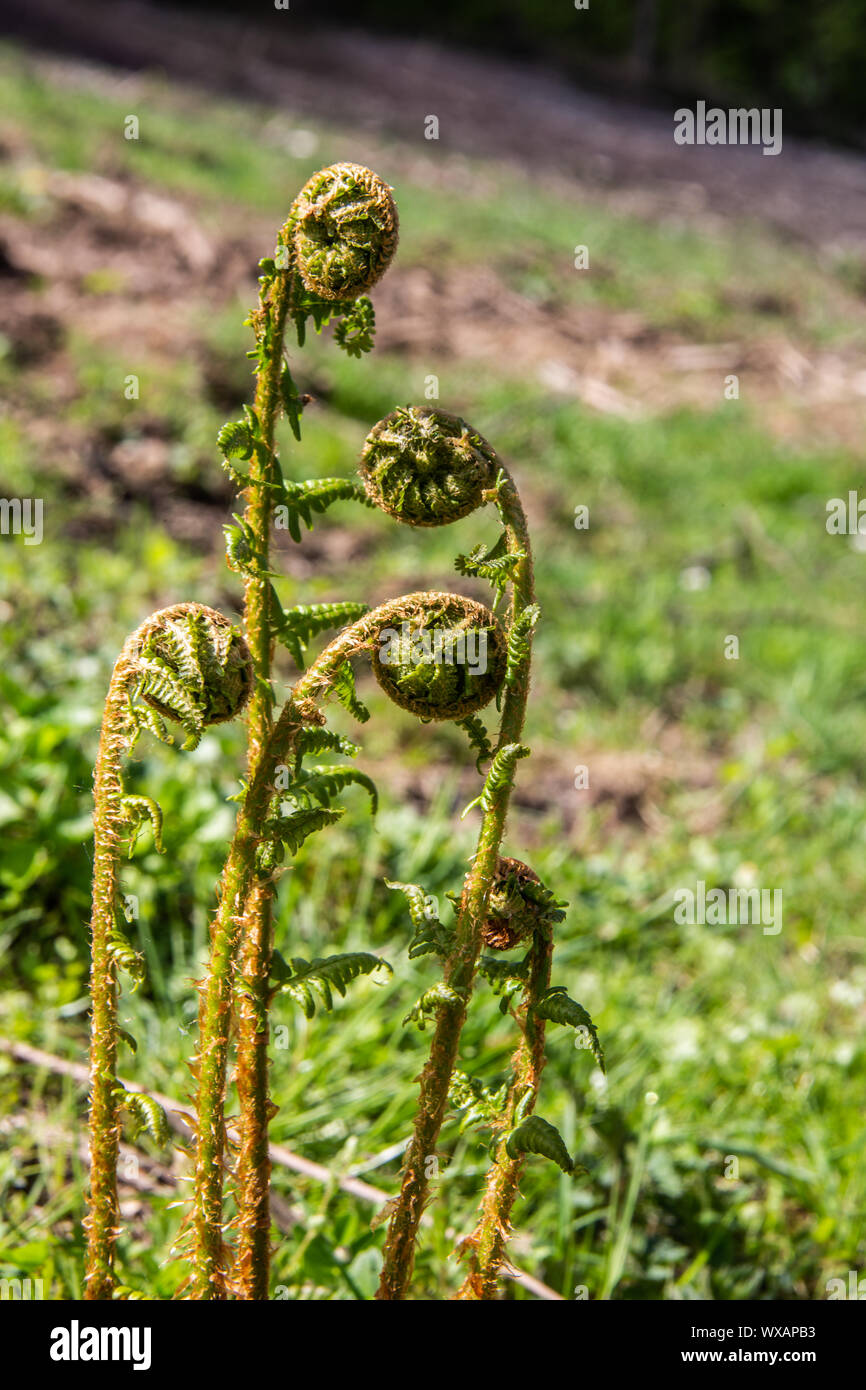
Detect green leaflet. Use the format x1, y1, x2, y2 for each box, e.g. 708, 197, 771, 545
533, 987, 606, 1072
478, 952, 530, 1013
403, 982, 466, 1030
448, 1070, 508, 1134
275, 599, 368, 670
270, 950, 391, 1019
385, 879, 453, 959
278, 362, 305, 441
331, 661, 370, 723
294, 726, 360, 766
505, 603, 540, 689
116, 1090, 171, 1147
286, 764, 378, 815
332, 296, 376, 358
275, 477, 369, 544
504, 1115, 574, 1174
461, 742, 530, 819
455, 533, 525, 603
224, 514, 274, 580
456, 713, 493, 772
217, 418, 254, 462
107, 919, 145, 990
261, 805, 344, 859
119, 795, 164, 857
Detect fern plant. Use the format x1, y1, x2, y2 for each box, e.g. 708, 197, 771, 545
84, 164, 600, 1302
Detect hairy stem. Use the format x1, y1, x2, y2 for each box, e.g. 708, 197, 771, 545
454, 926, 553, 1299
376, 472, 535, 1300
85, 666, 129, 1300
232, 270, 292, 1300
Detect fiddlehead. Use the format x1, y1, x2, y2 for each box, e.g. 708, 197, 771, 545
359, 407, 496, 526
86, 604, 251, 1301
288, 162, 399, 303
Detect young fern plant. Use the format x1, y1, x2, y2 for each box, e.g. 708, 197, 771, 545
85, 604, 252, 1300
192, 164, 399, 1299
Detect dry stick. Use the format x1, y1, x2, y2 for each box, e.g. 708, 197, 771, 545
3, 1040, 560, 1299
454, 926, 554, 1299
376, 471, 535, 1301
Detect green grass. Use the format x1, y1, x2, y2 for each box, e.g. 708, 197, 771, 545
1, 42, 865, 1301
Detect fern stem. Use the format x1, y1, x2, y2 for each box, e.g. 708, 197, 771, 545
454, 926, 553, 1299
376, 471, 535, 1300
85, 663, 129, 1300
231, 270, 291, 1300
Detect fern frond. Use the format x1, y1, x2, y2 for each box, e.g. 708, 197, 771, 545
504, 603, 540, 689
332, 296, 376, 357
504, 1115, 574, 1174
276, 600, 369, 670
286, 764, 378, 815
386, 879, 453, 959
107, 920, 145, 990
478, 952, 530, 1013
456, 713, 493, 772
403, 982, 466, 1029
217, 418, 254, 461
270, 950, 390, 1019
278, 362, 305, 442
533, 987, 605, 1071
294, 726, 360, 765
116, 1090, 171, 1147
276, 478, 368, 543
119, 794, 164, 857
331, 661, 370, 723
448, 1070, 509, 1133
263, 805, 344, 856
461, 742, 530, 819
455, 533, 525, 599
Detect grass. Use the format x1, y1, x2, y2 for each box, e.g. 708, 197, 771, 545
1, 42, 865, 1300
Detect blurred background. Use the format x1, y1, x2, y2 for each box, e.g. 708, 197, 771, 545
1, 0, 865, 1300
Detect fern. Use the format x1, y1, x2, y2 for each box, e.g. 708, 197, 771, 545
270, 950, 390, 1018
107, 920, 145, 990
332, 296, 376, 357
456, 713, 493, 772
403, 982, 466, 1029
262, 805, 344, 857
449, 1070, 508, 1134
294, 725, 360, 766
275, 477, 369, 543
461, 742, 530, 818
386, 879, 454, 959
504, 1115, 574, 1174
116, 1090, 171, 1148
331, 661, 370, 723
533, 987, 605, 1071
285, 763, 378, 815
119, 795, 164, 857
275, 599, 369, 669
504, 604, 540, 690
455, 533, 525, 601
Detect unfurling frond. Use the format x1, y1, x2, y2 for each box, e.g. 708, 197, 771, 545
107, 919, 145, 990
260, 805, 344, 862
285, 764, 378, 815
385, 879, 453, 959
270, 950, 391, 1018
455, 533, 524, 600
403, 982, 466, 1029
332, 296, 376, 357
359, 407, 496, 527
456, 713, 493, 772
533, 987, 605, 1072
478, 952, 530, 1013
116, 1090, 171, 1147
448, 1070, 509, 1134
504, 603, 540, 689
504, 1115, 575, 1175
461, 742, 529, 819
119, 795, 164, 857
294, 725, 360, 766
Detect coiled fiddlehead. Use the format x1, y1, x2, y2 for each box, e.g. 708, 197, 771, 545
479, 857, 543, 951
359, 407, 496, 526
86, 604, 251, 1301
372, 592, 505, 721
289, 162, 399, 302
